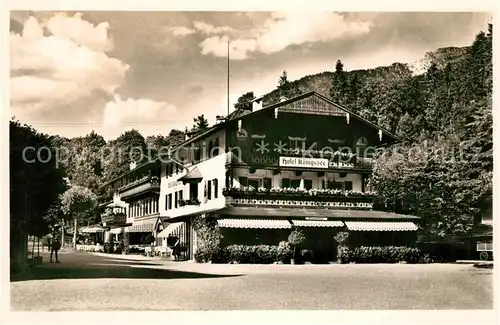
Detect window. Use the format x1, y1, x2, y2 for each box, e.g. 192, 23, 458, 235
189, 183, 198, 200
207, 180, 212, 200
213, 138, 220, 156
281, 178, 290, 188
345, 181, 353, 191
175, 192, 178, 208
304, 179, 313, 190
213, 179, 218, 198
263, 177, 272, 189
168, 194, 173, 210
248, 179, 261, 190
194, 146, 201, 162
239, 177, 248, 188
328, 181, 344, 190
179, 190, 183, 201
290, 179, 301, 189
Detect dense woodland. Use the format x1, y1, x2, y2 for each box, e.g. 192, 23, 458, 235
10, 25, 492, 269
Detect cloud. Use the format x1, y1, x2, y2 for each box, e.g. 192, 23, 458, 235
10, 14, 129, 118
199, 12, 371, 60
193, 21, 235, 35
102, 95, 178, 138
167, 26, 196, 36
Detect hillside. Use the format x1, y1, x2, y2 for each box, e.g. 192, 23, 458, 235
263, 46, 469, 105
261, 46, 471, 136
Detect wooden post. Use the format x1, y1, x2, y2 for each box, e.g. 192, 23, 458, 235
37, 237, 40, 257
61, 218, 65, 248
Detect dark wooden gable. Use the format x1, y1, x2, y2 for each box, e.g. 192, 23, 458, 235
278, 93, 347, 117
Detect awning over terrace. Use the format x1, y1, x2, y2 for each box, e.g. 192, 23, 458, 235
217, 218, 292, 229
291, 220, 343, 227
79, 226, 105, 233
345, 221, 418, 231
216, 207, 420, 220
157, 222, 182, 238
127, 223, 155, 233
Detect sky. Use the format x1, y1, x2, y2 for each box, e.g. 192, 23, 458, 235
9, 11, 491, 140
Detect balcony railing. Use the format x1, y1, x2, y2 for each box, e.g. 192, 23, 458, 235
223, 187, 376, 209
101, 211, 127, 226
120, 176, 160, 201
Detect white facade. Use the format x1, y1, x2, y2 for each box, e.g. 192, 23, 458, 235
159, 152, 228, 218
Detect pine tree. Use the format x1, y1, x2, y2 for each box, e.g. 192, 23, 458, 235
330, 60, 348, 105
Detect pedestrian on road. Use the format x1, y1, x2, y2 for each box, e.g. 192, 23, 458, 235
172, 238, 180, 261
50, 237, 61, 263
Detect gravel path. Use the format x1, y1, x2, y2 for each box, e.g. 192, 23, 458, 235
10, 251, 493, 311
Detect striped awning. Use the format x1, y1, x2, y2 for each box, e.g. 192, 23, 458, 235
109, 227, 124, 234
157, 222, 182, 238
80, 226, 105, 233
345, 221, 418, 231
217, 218, 292, 229
291, 220, 344, 227
127, 223, 155, 233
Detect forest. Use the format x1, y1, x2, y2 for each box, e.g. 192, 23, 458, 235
9, 25, 492, 270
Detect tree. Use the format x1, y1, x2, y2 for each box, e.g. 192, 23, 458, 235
287, 228, 306, 263
234, 91, 256, 111
277, 70, 301, 99
60, 185, 98, 248
166, 129, 186, 147
10, 120, 67, 272
192, 115, 210, 132
102, 129, 148, 186
330, 60, 349, 105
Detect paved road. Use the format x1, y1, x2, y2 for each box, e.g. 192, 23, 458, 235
10, 250, 493, 311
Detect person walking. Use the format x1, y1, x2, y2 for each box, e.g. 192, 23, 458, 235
50, 236, 61, 263
172, 238, 180, 261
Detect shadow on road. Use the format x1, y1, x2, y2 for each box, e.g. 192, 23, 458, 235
11, 265, 243, 282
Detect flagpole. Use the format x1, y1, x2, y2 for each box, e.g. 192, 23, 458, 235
227, 40, 230, 117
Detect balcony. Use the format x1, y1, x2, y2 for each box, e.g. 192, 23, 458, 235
223, 187, 377, 210
119, 176, 160, 201
101, 210, 129, 227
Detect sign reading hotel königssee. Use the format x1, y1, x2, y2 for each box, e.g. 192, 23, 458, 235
279, 156, 329, 169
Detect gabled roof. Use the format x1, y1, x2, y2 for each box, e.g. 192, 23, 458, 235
172, 91, 400, 150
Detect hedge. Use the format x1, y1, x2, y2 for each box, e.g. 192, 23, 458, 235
341, 246, 422, 264
213, 242, 293, 264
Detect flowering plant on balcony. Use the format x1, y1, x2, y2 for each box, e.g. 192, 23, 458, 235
150, 176, 160, 186
178, 198, 201, 207
223, 187, 376, 198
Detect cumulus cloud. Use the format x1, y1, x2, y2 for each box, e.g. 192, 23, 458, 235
101, 95, 178, 139
193, 21, 235, 35
199, 12, 371, 60
167, 26, 196, 36
10, 13, 129, 116
103, 95, 177, 127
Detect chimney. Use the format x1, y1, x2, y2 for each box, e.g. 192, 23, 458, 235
252, 96, 264, 112
279, 96, 288, 102
129, 161, 137, 171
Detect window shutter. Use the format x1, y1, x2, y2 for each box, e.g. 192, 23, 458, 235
207, 180, 212, 200
213, 179, 218, 198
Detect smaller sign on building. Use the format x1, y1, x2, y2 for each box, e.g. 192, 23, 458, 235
167, 180, 184, 188
279, 156, 329, 169
305, 217, 328, 221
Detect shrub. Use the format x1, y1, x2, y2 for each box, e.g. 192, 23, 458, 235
193, 216, 223, 263
277, 241, 293, 263
341, 246, 422, 264
300, 249, 314, 262
223, 245, 279, 264
288, 228, 306, 259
